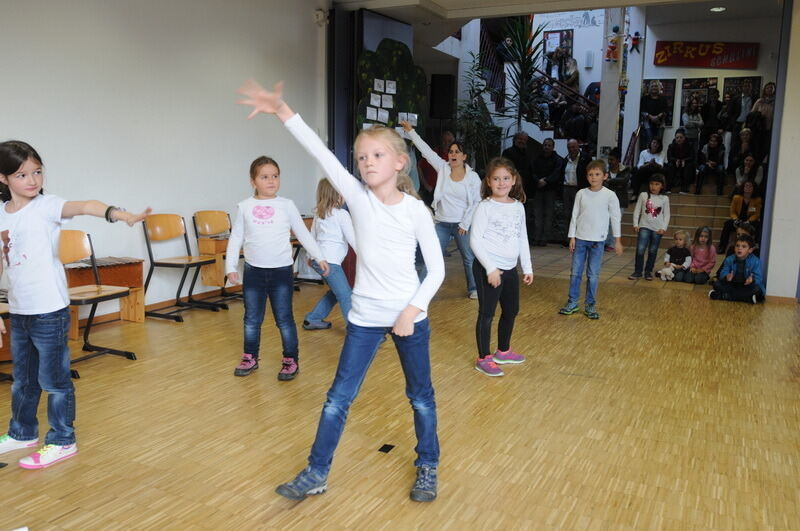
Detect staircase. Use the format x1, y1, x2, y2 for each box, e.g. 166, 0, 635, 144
620, 181, 734, 249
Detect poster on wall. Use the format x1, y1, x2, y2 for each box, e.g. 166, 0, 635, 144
723, 76, 762, 98
680, 78, 718, 109
543, 29, 574, 57
642, 78, 677, 126
653, 41, 759, 69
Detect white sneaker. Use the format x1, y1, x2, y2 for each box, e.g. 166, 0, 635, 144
18, 443, 78, 469
0, 434, 38, 455
468, 290, 478, 299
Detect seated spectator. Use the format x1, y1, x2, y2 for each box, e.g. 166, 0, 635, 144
605, 147, 632, 208
709, 234, 765, 303
631, 137, 665, 197
562, 57, 580, 94
719, 180, 762, 252
657, 230, 691, 281
696, 133, 726, 195
665, 128, 695, 194
734, 153, 763, 188
560, 103, 589, 142
728, 127, 761, 172
682, 226, 717, 284
714, 222, 759, 286
681, 97, 704, 157
549, 88, 568, 128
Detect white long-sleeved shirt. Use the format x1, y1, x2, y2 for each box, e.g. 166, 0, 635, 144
285, 114, 445, 327
312, 207, 356, 265
568, 186, 622, 242
632, 192, 670, 233
225, 196, 323, 274
663, 252, 692, 269
470, 199, 533, 275
407, 129, 481, 230
637, 149, 665, 168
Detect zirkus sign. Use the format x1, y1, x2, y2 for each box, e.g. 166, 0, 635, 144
654, 41, 759, 69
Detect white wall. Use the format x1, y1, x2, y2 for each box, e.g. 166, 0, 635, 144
641, 16, 781, 140
532, 10, 605, 96
0, 0, 329, 310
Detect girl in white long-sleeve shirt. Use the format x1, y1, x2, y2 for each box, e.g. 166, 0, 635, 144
470, 157, 533, 377
225, 156, 328, 380
238, 80, 445, 503
303, 179, 356, 330
402, 120, 482, 298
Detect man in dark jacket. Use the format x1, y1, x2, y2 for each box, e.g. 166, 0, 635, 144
560, 139, 591, 243
503, 131, 536, 239
530, 138, 563, 246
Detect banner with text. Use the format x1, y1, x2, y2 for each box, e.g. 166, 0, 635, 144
654, 41, 759, 69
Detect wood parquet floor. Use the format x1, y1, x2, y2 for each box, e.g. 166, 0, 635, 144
1, 251, 799, 530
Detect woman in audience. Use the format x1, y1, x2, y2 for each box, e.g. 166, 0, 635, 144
681, 97, 704, 158
734, 153, 763, 191
665, 128, 695, 194
719, 180, 762, 253
696, 133, 726, 195
631, 137, 665, 197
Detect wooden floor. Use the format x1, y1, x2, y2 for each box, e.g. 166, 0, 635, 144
1, 250, 799, 530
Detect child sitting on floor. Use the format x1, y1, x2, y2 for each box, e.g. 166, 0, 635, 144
709, 234, 764, 303
657, 230, 691, 281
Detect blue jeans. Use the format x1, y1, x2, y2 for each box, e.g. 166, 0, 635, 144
634, 228, 663, 275
8, 307, 76, 445
305, 262, 352, 323
435, 221, 476, 292
242, 263, 298, 360
568, 239, 604, 306
308, 319, 439, 475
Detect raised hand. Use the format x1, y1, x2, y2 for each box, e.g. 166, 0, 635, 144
399, 120, 413, 133
237, 80, 294, 121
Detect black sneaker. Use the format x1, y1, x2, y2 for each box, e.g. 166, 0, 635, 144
410, 465, 437, 502
708, 290, 721, 300
303, 320, 332, 330
276, 467, 328, 500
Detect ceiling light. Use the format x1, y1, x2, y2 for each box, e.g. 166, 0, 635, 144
710, 6, 727, 12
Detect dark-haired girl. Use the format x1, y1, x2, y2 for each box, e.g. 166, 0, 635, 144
0, 140, 149, 469
683, 226, 716, 284
469, 157, 533, 377
404, 122, 482, 298
631, 137, 665, 197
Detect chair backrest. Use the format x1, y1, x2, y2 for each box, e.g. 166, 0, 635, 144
60, 229, 100, 284
193, 210, 231, 237
144, 214, 186, 242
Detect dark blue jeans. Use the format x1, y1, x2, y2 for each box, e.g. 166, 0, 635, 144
308, 319, 439, 475
568, 239, 604, 306
634, 228, 663, 275
8, 307, 76, 445
242, 263, 298, 360
435, 221, 476, 292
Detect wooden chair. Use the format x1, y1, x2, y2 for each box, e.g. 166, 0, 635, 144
142, 214, 227, 322
60, 230, 135, 378
192, 210, 242, 301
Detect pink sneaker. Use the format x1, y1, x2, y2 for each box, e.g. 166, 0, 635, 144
278, 357, 299, 381
234, 353, 258, 377
475, 357, 504, 377
19, 443, 78, 469
493, 349, 525, 364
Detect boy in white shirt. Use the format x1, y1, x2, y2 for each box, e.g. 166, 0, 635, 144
559, 160, 623, 319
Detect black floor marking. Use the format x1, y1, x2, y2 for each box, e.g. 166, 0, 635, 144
378, 444, 395, 453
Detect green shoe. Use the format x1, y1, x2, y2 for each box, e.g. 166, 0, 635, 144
559, 302, 580, 315
584, 304, 599, 319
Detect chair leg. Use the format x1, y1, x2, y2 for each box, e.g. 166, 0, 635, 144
184, 267, 227, 311
72, 303, 137, 368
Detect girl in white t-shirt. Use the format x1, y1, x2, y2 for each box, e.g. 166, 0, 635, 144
0, 140, 150, 470
225, 156, 328, 379
469, 157, 534, 377
238, 80, 444, 503
402, 121, 482, 298
303, 179, 356, 330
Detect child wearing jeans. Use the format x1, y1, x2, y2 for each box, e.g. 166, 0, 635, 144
303, 179, 356, 330
0, 140, 149, 469
469, 158, 533, 377
710, 234, 764, 303
629, 173, 670, 281
226, 156, 328, 379
559, 160, 623, 320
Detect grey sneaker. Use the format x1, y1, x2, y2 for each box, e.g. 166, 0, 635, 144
276, 467, 328, 500
584, 304, 600, 319
410, 465, 437, 502
303, 320, 332, 330
558, 301, 579, 315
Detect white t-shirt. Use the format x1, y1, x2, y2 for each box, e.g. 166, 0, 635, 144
470, 199, 533, 274
0, 194, 70, 314
564, 156, 579, 186
435, 177, 470, 223
285, 114, 445, 327
637, 149, 665, 167
568, 187, 622, 242
225, 196, 323, 274
312, 207, 356, 265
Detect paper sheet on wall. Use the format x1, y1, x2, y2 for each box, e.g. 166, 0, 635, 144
363, 122, 376, 130
381, 95, 394, 109
374, 79, 385, 92
366, 107, 377, 120
407, 113, 418, 126
377, 108, 390, 123
386, 80, 397, 94
370, 93, 381, 107
398, 112, 408, 123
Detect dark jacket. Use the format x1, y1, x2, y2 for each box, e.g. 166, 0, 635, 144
502, 145, 534, 189
561, 151, 591, 189
531, 152, 564, 193
667, 142, 694, 165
